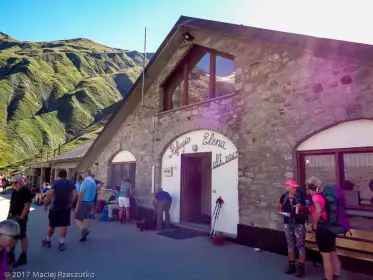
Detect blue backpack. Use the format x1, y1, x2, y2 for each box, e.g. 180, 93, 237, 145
318, 184, 351, 235
99, 206, 110, 222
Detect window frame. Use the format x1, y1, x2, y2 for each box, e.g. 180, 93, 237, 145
162, 45, 234, 111
297, 146, 373, 211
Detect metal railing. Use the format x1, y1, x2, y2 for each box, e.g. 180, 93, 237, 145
24, 144, 63, 170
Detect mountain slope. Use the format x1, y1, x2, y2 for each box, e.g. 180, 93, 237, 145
0, 32, 148, 168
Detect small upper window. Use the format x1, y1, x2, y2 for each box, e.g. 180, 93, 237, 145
189, 51, 210, 104
215, 55, 235, 98
162, 46, 235, 111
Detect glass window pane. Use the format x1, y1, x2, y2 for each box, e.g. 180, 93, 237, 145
215, 56, 235, 97
304, 154, 337, 187
170, 79, 184, 109
343, 152, 373, 206
188, 52, 210, 104
343, 152, 373, 231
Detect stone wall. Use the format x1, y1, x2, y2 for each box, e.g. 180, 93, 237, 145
90, 28, 373, 230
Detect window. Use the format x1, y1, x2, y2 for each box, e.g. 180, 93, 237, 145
215, 55, 235, 97
163, 46, 235, 111
304, 154, 337, 186
298, 149, 373, 231
188, 51, 210, 104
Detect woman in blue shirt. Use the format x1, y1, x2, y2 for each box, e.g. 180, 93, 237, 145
72, 176, 83, 210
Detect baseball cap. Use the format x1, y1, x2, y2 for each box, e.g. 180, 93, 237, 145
285, 179, 299, 188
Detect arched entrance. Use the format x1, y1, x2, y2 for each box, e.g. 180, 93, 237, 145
108, 150, 136, 187
297, 119, 373, 231
161, 130, 239, 236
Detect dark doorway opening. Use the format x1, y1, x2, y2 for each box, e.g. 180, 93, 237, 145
180, 153, 212, 225
44, 168, 51, 183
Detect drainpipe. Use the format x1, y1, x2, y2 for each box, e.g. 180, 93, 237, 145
151, 165, 155, 194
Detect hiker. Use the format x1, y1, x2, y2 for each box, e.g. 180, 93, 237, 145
279, 179, 307, 277
35, 182, 50, 205
107, 186, 121, 220
72, 176, 83, 211
7, 174, 33, 267
90, 174, 104, 219
119, 179, 133, 223
0, 220, 20, 251
42, 169, 76, 251
0, 219, 20, 272
306, 177, 341, 280
1, 178, 8, 195
152, 188, 172, 231
75, 170, 96, 242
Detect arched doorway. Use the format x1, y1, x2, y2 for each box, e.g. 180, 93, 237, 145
297, 119, 373, 231
161, 130, 239, 236
108, 150, 136, 187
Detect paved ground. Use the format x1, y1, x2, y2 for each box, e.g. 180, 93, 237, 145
0, 191, 372, 280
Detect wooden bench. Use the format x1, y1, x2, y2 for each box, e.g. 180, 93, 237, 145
305, 224, 373, 262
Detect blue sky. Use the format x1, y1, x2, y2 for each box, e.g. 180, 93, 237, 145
1, 0, 372, 52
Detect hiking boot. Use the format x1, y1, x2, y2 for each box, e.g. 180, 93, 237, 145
42, 239, 51, 248
58, 243, 65, 251
296, 263, 305, 278
13, 253, 27, 268
284, 262, 296, 274
80, 229, 89, 242
7, 250, 15, 265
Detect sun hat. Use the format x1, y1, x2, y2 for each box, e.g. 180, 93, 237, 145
285, 179, 299, 188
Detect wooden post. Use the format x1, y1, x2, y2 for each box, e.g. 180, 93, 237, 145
53, 149, 56, 157
46, 151, 49, 162
58, 145, 61, 156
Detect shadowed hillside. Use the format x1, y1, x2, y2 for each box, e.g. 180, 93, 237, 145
0, 32, 152, 168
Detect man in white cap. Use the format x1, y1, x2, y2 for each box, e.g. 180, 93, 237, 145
0, 220, 20, 251
0, 220, 20, 273
7, 174, 33, 267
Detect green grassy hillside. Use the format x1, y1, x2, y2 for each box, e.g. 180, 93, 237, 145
0, 32, 148, 168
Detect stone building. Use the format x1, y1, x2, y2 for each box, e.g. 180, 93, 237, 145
77, 16, 373, 253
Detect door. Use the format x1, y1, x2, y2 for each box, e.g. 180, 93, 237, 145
108, 163, 136, 187
180, 155, 202, 222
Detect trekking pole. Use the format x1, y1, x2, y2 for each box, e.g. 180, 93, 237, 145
210, 197, 224, 237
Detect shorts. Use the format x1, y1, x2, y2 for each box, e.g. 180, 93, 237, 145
75, 201, 94, 221
9, 216, 27, 240
119, 197, 130, 208
316, 226, 337, 253
49, 208, 71, 228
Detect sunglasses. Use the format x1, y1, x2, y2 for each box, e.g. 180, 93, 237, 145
11, 181, 19, 184
0, 233, 17, 238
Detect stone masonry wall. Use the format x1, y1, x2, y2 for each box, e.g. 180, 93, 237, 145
91, 28, 373, 230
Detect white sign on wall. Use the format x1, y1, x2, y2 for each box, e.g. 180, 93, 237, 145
163, 167, 173, 177
161, 130, 239, 236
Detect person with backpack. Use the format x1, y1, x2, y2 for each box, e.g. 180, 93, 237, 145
306, 176, 350, 280
279, 179, 307, 277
